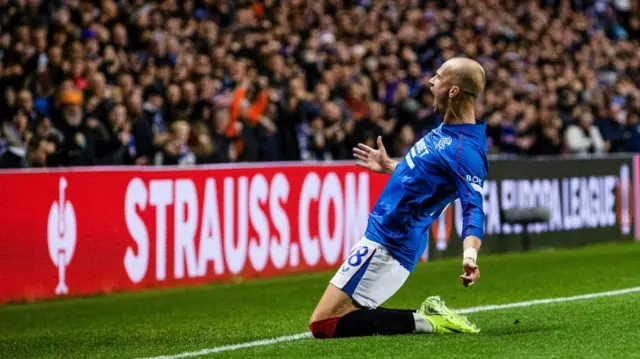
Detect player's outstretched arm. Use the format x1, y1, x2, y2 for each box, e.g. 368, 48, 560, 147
452, 151, 487, 287
353, 136, 398, 175
458, 194, 484, 288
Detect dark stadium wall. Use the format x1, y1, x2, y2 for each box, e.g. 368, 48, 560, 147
427, 156, 639, 260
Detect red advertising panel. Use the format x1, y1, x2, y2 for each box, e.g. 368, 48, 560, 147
0, 164, 388, 303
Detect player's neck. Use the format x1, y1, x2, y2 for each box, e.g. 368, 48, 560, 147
442, 103, 476, 125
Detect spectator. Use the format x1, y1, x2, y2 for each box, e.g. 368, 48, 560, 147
623, 112, 640, 152
486, 111, 524, 155
97, 104, 135, 165
344, 83, 369, 122
391, 83, 421, 129
294, 82, 332, 161
154, 120, 196, 166
565, 111, 606, 155
16, 89, 41, 130
191, 119, 215, 164
84, 73, 111, 123
55, 89, 103, 166
126, 89, 154, 164
226, 76, 276, 162
306, 115, 330, 161
349, 101, 385, 151
144, 86, 169, 148
210, 106, 238, 163
28, 117, 63, 167
1, 110, 30, 168
393, 125, 416, 158
413, 89, 438, 139
321, 102, 348, 160
529, 107, 563, 156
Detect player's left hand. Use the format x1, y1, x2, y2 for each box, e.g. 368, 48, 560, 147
353, 136, 391, 174
460, 258, 480, 287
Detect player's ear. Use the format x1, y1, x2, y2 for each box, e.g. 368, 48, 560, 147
449, 86, 460, 98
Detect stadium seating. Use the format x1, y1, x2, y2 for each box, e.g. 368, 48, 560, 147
0, 0, 638, 168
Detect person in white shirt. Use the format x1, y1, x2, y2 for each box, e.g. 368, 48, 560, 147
564, 111, 605, 155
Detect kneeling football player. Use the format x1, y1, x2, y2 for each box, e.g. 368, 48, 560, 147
309, 58, 487, 338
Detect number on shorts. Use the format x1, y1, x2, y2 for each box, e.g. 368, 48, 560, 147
347, 246, 369, 266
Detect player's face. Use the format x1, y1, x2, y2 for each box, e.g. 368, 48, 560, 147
428, 69, 449, 114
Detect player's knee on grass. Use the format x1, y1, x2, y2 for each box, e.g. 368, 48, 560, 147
309, 317, 341, 339
308, 300, 358, 329
309, 308, 345, 339
309, 285, 359, 338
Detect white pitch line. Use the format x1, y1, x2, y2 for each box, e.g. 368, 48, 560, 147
454, 286, 640, 314
140, 333, 313, 359
139, 286, 640, 359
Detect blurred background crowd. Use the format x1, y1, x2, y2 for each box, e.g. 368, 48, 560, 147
0, 0, 638, 168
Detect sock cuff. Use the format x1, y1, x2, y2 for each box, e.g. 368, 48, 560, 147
309, 317, 340, 339
412, 312, 434, 333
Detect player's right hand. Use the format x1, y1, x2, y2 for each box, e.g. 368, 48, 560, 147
353, 136, 390, 174
460, 258, 480, 287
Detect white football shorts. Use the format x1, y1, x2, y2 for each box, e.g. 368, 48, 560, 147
330, 237, 410, 308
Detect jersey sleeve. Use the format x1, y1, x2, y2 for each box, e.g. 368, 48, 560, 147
452, 151, 486, 240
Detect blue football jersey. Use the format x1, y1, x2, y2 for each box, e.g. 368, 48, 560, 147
364, 121, 488, 271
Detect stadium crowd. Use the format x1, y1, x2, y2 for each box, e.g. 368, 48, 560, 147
0, 0, 638, 168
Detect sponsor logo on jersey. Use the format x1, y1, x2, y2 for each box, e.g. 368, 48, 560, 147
435, 136, 452, 151
466, 175, 484, 194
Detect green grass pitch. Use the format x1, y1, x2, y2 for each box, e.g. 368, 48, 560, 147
2, 242, 640, 358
